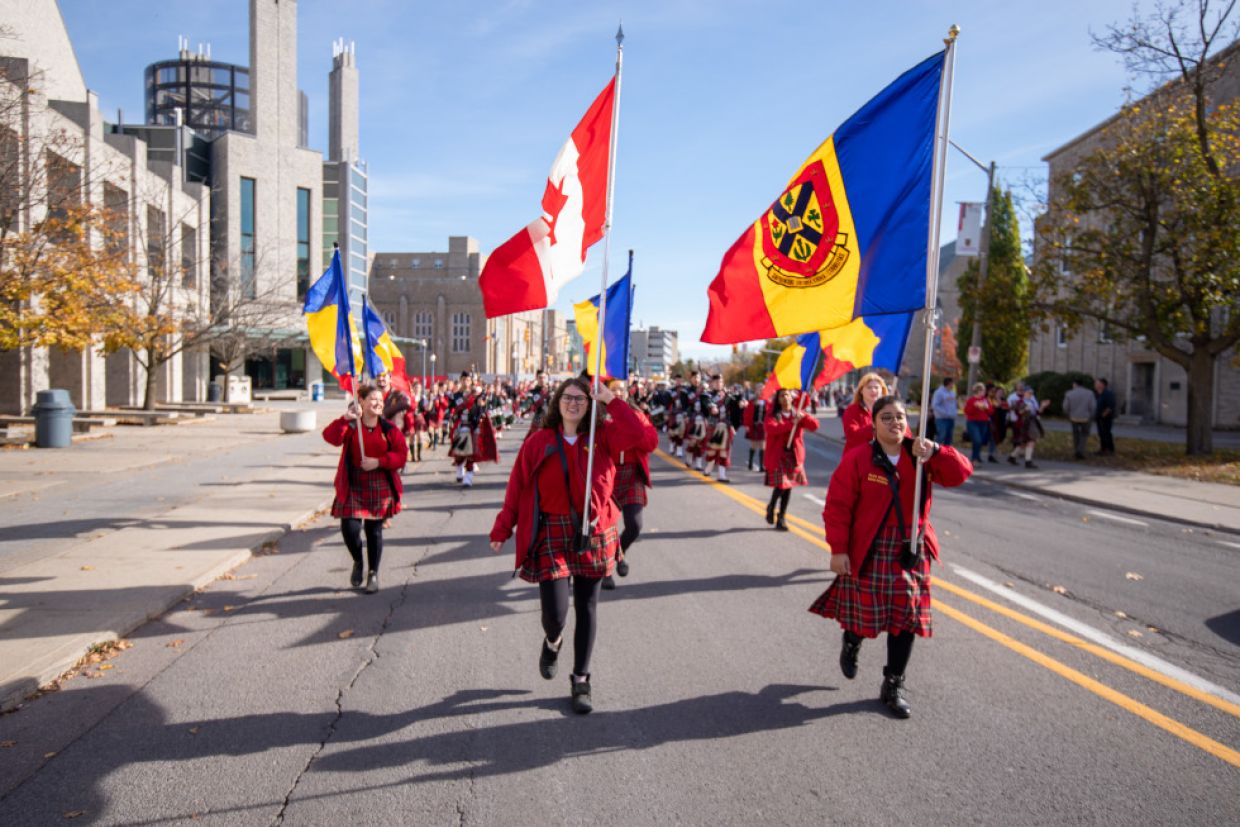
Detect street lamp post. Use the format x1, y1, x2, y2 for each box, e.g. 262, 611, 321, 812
950, 140, 996, 391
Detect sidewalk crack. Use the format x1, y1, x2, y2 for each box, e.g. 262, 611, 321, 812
270, 574, 412, 826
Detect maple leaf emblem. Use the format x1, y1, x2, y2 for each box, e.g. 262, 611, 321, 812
540, 177, 569, 245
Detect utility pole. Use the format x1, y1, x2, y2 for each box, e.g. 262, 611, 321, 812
951, 141, 995, 391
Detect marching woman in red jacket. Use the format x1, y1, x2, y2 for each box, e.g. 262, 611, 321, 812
809, 395, 972, 718
763, 389, 820, 531
489, 377, 647, 714
322, 382, 408, 594
840, 372, 890, 456
602, 379, 660, 591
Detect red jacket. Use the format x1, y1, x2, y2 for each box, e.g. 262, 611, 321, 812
763, 411, 820, 474
964, 395, 993, 422
322, 416, 407, 505
490, 399, 646, 571
823, 440, 972, 572
841, 402, 872, 455
609, 405, 659, 486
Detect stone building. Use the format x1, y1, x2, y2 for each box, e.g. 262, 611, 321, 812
0, 0, 211, 414
1028, 40, 1240, 427
629, 326, 680, 378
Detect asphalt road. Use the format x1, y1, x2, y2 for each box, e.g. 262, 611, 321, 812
0, 423, 1236, 825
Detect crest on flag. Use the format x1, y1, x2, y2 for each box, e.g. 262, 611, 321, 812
759, 161, 851, 289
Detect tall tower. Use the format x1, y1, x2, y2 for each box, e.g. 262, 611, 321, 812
249, 0, 299, 148
328, 39, 359, 161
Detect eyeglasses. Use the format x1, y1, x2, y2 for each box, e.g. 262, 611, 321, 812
877, 413, 907, 424
561, 394, 589, 406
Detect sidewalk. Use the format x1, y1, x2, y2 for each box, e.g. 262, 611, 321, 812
811, 412, 1240, 536
0, 402, 342, 711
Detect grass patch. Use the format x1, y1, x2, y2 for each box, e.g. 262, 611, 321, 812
1022, 430, 1240, 486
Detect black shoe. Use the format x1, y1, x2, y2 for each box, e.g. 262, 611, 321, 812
1007, 456, 1018, 465
601, 575, 617, 591
1025, 461, 1037, 469
775, 515, 789, 531
539, 638, 561, 680
364, 571, 379, 594
766, 503, 776, 525
350, 561, 363, 589
616, 557, 630, 577
840, 633, 861, 680
881, 669, 912, 719
571, 675, 593, 714
987, 455, 998, 463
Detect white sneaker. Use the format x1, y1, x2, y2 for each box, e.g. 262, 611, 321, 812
695, 458, 704, 471
456, 466, 464, 482
463, 471, 474, 488
718, 468, 728, 481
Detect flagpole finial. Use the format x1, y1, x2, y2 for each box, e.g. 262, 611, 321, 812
945, 24, 960, 44
616, 23, 624, 46
333, 241, 340, 250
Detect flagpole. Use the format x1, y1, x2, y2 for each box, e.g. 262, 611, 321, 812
911, 25, 959, 553
581, 24, 624, 540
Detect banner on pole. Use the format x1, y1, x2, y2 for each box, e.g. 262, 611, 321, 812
956, 202, 982, 257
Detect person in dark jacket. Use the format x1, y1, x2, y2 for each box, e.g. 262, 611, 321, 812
1095, 378, 1116, 456
322, 383, 408, 594
489, 377, 646, 714
809, 395, 972, 718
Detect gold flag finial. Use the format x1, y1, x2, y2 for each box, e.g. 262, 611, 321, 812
945, 24, 960, 45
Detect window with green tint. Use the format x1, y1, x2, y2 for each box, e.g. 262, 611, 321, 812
241, 177, 256, 298
296, 187, 311, 299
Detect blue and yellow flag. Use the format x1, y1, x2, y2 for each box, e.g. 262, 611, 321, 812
762, 312, 915, 399
573, 254, 635, 380
303, 248, 361, 388
702, 52, 944, 343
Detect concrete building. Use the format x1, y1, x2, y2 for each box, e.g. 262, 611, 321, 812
322, 40, 368, 310
1028, 41, 1240, 426
627, 326, 679, 378
0, 0, 211, 414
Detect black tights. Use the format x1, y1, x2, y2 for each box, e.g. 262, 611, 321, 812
619, 504, 643, 552
539, 576, 603, 676
844, 629, 916, 676
341, 518, 383, 572
748, 447, 765, 468
767, 487, 791, 517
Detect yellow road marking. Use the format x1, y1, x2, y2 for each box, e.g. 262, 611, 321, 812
937, 599, 1240, 768
654, 446, 1240, 762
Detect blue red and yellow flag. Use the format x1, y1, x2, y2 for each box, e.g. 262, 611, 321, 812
361, 297, 411, 392
303, 248, 361, 390
702, 52, 944, 343
760, 312, 915, 400
573, 254, 635, 380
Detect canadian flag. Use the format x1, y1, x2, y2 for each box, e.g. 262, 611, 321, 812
480, 79, 616, 318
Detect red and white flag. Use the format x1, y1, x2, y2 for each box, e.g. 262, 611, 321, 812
480, 79, 615, 318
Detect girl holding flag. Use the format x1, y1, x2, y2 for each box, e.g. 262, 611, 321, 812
763, 389, 819, 531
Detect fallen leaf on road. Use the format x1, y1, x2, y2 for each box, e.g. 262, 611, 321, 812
337, 630, 354, 640
188, 727, 200, 735
0, 740, 15, 748
79, 565, 94, 572
1127, 629, 1144, 638
480, 625, 489, 632
166, 639, 185, 648
44, 752, 56, 758
1052, 585, 1068, 595
1125, 572, 1144, 581
1115, 610, 1128, 619
1081, 516, 1089, 523
98, 664, 114, 671
1003, 581, 1015, 588
221, 605, 236, 613
63, 811, 85, 819
218, 573, 236, 581
235, 574, 257, 580
1147, 625, 1160, 633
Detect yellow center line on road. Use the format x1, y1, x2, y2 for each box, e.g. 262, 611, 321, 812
653, 447, 1240, 763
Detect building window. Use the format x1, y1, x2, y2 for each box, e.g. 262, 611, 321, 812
102, 181, 129, 259
181, 224, 197, 288
384, 311, 397, 333
414, 311, 433, 339
146, 205, 165, 281
412, 258, 421, 268
240, 177, 256, 298
1059, 233, 1073, 276
434, 258, 445, 270
1056, 325, 1068, 348
451, 312, 471, 353
296, 187, 311, 299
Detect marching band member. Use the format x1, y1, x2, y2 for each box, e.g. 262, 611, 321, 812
809, 394, 972, 719
685, 407, 708, 471
489, 377, 648, 714
763, 389, 819, 531
449, 373, 497, 488
602, 379, 659, 590
742, 393, 768, 472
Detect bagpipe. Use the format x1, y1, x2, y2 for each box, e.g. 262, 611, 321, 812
648, 404, 667, 428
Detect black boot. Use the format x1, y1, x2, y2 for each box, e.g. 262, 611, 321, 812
350, 561, 363, 589
364, 571, 379, 595
571, 675, 593, 714
539, 637, 561, 680
765, 500, 776, 525
775, 514, 789, 531
880, 668, 912, 719
839, 632, 861, 680
601, 574, 617, 591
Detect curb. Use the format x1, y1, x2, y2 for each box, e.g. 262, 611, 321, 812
806, 430, 1240, 539
0, 496, 333, 713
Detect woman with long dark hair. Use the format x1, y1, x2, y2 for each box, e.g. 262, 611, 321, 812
489, 377, 647, 714
809, 395, 971, 718
322, 382, 407, 594
762, 389, 819, 531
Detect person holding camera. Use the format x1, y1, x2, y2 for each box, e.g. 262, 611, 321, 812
489, 377, 648, 715
809, 395, 972, 718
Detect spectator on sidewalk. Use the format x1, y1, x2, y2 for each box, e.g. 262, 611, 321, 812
1095, 378, 1116, 456
1007, 388, 1051, 469
988, 384, 1009, 457
1063, 379, 1097, 460
931, 377, 958, 447
322, 382, 407, 595
841, 373, 889, 455
963, 382, 995, 463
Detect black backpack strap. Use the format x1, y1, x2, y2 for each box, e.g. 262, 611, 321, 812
554, 432, 589, 548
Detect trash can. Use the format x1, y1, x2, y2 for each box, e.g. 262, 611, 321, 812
310, 381, 325, 402
207, 381, 223, 402
33, 389, 76, 449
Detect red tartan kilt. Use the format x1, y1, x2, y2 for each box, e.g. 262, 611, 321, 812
747, 424, 765, 444
413, 414, 428, 432
519, 513, 620, 583
808, 523, 933, 637
612, 463, 648, 507
764, 447, 807, 489
331, 468, 401, 520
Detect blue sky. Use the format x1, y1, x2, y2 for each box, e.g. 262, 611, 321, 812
61, 0, 1147, 360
